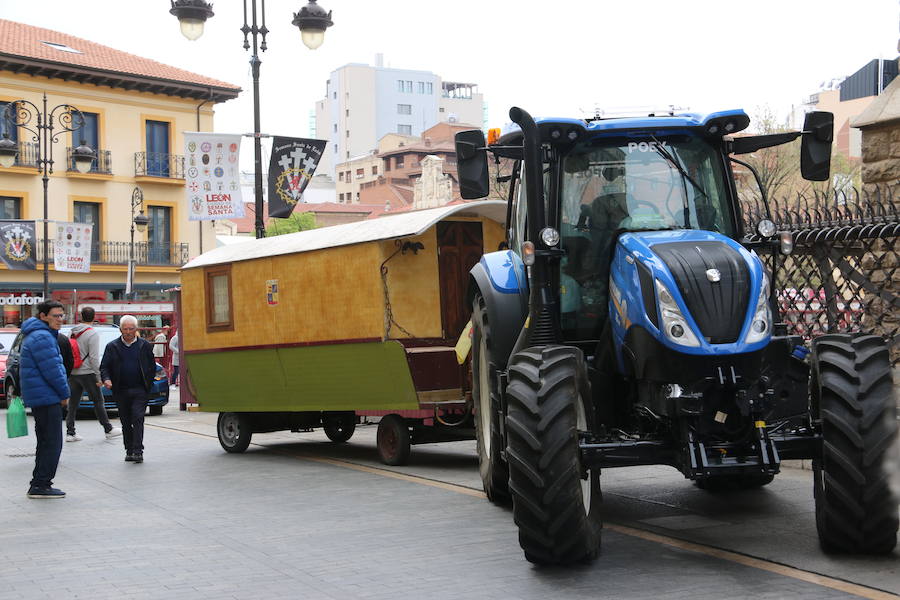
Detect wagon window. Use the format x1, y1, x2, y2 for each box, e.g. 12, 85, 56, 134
205, 265, 234, 332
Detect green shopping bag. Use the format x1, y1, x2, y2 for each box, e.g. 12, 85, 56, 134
6, 396, 27, 438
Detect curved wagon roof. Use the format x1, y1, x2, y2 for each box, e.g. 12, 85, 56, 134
183, 201, 507, 270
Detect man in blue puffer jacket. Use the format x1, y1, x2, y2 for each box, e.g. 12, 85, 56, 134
20, 300, 70, 499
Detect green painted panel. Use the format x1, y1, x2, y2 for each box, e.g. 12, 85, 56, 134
187, 341, 419, 413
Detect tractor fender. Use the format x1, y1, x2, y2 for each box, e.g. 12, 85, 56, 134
467, 251, 528, 370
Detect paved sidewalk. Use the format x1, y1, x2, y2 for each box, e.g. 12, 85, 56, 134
0, 407, 888, 600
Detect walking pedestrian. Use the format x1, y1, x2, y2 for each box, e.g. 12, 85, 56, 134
66, 307, 122, 443
20, 300, 70, 499
100, 315, 156, 464
153, 325, 169, 375
58, 329, 74, 377
168, 331, 179, 386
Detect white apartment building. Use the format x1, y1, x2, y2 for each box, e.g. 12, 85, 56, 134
314, 57, 484, 176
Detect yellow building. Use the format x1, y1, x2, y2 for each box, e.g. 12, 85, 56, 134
0, 19, 239, 325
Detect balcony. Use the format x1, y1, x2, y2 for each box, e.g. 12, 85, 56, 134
66, 146, 112, 175
36, 240, 190, 267
134, 151, 185, 180
8, 141, 39, 168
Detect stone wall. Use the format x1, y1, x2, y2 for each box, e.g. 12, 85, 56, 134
860, 126, 900, 185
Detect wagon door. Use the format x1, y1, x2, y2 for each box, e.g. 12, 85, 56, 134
437, 221, 483, 341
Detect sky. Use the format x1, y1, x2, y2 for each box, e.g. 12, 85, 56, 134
1, 0, 897, 144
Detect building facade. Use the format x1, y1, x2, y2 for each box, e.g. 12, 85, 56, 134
314, 57, 484, 177
0, 19, 239, 325
793, 58, 898, 160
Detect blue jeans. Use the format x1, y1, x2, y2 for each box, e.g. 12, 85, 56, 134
116, 388, 148, 454
30, 403, 63, 489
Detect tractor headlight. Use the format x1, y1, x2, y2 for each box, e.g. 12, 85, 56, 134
745, 271, 772, 344
655, 279, 700, 347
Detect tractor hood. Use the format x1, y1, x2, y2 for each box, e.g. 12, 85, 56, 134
610, 229, 771, 356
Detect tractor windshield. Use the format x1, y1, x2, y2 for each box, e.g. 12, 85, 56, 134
557, 133, 733, 339
560, 134, 733, 237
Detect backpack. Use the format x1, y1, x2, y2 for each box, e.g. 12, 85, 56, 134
69, 327, 92, 369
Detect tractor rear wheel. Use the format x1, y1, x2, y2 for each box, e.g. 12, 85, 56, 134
505, 345, 601, 565
812, 333, 898, 554
472, 293, 510, 504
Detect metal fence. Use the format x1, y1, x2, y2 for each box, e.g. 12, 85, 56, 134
66, 146, 113, 175
36, 240, 190, 267
133, 151, 185, 179
742, 184, 900, 364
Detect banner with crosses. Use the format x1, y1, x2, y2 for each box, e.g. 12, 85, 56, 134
54, 221, 93, 273
268, 136, 327, 219
0, 220, 36, 270
183, 132, 245, 221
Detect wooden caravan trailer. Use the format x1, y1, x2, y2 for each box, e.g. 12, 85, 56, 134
179, 201, 505, 464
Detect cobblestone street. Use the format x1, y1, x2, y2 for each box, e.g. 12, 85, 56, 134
1, 403, 897, 600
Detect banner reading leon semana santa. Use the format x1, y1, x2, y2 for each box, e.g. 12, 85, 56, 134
53, 221, 93, 273
184, 132, 245, 221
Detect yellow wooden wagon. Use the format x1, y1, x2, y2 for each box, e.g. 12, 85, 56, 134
178, 201, 505, 464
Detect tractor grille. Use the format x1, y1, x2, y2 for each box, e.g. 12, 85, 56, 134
651, 241, 750, 344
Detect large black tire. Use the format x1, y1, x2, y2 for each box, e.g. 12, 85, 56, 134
696, 473, 775, 491
377, 414, 411, 466
812, 334, 898, 554
323, 412, 356, 443
505, 345, 601, 565
471, 293, 510, 504
149, 405, 163, 416
217, 412, 253, 453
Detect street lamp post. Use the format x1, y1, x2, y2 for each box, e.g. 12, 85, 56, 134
0, 94, 95, 300
128, 187, 150, 301
169, 0, 333, 239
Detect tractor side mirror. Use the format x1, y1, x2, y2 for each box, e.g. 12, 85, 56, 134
455, 129, 490, 199
800, 111, 833, 182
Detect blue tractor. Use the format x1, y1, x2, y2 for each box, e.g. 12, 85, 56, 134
455, 107, 898, 564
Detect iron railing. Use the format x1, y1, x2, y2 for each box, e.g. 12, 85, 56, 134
10, 141, 38, 168
35, 240, 190, 267
66, 146, 112, 175
134, 151, 185, 179
742, 184, 900, 364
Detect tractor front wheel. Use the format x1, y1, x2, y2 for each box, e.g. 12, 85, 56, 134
505, 345, 601, 565
812, 333, 898, 554
472, 293, 510, 504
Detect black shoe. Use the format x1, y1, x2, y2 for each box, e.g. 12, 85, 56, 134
125, 454, 135, 462
27, 487, 66, 499
133, 454, 143, 464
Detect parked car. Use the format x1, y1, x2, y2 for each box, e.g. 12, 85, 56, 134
0, 327, 20, 408
3, 324, 169, 415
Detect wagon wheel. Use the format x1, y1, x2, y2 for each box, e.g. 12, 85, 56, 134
323, 412, 356, 443
377, 414, 411, 466
217, 412, 252, 453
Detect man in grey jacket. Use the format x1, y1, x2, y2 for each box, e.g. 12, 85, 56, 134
66, 307, 121, 442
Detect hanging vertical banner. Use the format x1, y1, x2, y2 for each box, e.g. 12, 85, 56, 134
0, 220, 37, 270
183, 131, 245, 220
268, 136, 327, 219
53, 221, 93, 273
